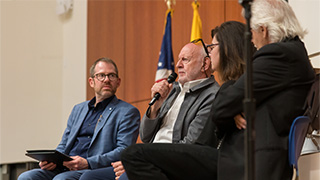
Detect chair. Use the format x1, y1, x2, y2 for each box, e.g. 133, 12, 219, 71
288, 116, 312, 179
300, 73, 320, 155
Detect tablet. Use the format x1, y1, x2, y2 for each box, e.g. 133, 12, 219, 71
25, 149, 72, 165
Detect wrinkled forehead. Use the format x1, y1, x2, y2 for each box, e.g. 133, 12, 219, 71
94, 61, 117, 73
178, 43, 200, 59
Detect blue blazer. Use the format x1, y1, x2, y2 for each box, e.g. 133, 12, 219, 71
56, 96, 140, 169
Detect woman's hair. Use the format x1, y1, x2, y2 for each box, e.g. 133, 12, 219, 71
250, 0, 307, 43
90, 57, 119, 77
212, 21, 254, 82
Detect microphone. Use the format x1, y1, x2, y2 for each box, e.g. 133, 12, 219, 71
149, 72, 178, 106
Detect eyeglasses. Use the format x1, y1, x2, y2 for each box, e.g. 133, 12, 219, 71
206, 43, 219, 53
93, 73, 118, 82
191, 38, 210, 58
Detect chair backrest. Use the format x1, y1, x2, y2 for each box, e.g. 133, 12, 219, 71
304, 73, 319, 132
288, 116, 312, 172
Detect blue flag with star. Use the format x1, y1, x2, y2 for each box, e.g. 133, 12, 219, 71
155, 10, 175, 82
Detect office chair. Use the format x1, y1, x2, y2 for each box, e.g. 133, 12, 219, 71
288, 116, 312, 179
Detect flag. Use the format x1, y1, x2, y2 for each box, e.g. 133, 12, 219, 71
155, 9, 175, 82
190, 1, 202, 42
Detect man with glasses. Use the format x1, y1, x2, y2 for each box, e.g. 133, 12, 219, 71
90, 41, 220, 180
18, 57, 140, 180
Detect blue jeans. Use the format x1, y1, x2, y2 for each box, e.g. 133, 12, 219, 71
18, 168, 90, 180
78, 167, 116, 180
78, 166, 129, 180
118, 172, 129, 180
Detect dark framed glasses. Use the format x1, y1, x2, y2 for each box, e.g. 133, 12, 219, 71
206, 43, 219, 53
191, 38, 210, 58
93, 73, 118, 82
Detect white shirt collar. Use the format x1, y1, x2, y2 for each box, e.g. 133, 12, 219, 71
179, 78, 208, 92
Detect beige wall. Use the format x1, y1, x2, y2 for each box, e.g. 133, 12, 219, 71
291, 0, 320, 68
299, 152, 320, 180
0, 0, 87, 164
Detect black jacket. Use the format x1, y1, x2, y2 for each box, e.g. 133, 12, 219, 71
198, 37, 315, 180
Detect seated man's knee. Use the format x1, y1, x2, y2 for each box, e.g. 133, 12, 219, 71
18, 169, 54, 180
18, 171, 31, 180
52, 170, 87, 180
52, 173, 70, 180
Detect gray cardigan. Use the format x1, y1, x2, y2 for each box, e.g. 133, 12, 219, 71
140, 76, 220, 144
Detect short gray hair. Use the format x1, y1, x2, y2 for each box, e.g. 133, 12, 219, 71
89, 57, 118, 77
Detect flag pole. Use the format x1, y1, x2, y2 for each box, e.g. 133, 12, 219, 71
165, 0, 176, 10
154, 1, 175, 83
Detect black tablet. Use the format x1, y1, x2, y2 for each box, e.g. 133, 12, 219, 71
25, 149, 73, 165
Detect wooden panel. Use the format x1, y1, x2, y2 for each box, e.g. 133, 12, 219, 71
87, 0, 126, 100
124, 1, 166, 103
124, 0, 226, 104
172, 1, 225, 55
87, 0, 243, 116
225, 0, 245, 23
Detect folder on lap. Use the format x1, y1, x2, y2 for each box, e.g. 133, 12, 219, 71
25, 149, 72, 165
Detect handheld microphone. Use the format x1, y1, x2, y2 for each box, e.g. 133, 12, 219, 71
149, 72, 177, 106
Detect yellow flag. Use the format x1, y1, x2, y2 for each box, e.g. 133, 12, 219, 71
190, 1, 202, 42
